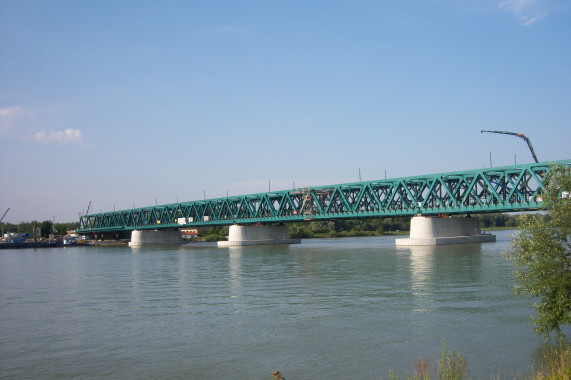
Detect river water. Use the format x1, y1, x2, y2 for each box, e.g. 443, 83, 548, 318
0, 230, 558, 379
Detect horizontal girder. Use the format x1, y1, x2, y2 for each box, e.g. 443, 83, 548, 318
77, 160, 570, 233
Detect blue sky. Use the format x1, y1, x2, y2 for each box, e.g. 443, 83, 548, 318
1, 0, 570, 224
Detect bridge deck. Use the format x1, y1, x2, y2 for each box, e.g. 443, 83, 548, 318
77, 160, 570, 233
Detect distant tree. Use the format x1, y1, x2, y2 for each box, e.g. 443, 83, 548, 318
54, 222, 78, 235
504, 165, 571, 339
505, 216, 519, 228
494, 214, 507, 227
40, 220, 53, 238
1, 222, 17, 235
18, 221, 36, 236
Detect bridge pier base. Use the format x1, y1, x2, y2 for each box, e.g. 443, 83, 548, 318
128, 229, 183, 247
218, 225, 301, 247
396, 216, 495, 246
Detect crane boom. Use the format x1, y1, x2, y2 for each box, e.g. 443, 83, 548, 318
0, 208, 10, 223
481, 130, 539, 163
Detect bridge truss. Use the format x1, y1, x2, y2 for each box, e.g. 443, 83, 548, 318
77, 160, 570, 233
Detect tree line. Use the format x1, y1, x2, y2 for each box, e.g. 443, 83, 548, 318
288, 217, 411, 239
1, 221, 78, 238
193, 213, 524, 241
1, 213, 523, 241
288, 213, 522, 239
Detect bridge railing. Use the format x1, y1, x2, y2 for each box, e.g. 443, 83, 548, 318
77, 160, 570, 233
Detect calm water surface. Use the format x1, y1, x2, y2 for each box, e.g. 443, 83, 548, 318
0, 231, 560, 379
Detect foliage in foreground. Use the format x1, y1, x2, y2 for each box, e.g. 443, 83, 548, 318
387, 341, 570, 380
388, 342, 467, 380
504, 165, 571, 339
531, 341, 571, 380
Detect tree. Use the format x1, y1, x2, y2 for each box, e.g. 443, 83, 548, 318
54, 222, 78, 235
40, 220, 53, 238
504, 164, 571, 339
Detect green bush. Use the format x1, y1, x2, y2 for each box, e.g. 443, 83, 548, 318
204, 234, 220, 242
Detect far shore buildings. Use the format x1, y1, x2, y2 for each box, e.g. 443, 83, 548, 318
180, 228, 198, 240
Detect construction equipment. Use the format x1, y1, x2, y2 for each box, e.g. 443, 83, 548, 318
1, 208, 10, 240
481, 130, 539, 163
0, 208, 9, 223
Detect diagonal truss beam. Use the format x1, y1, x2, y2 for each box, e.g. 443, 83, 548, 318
78, 160, 570, 233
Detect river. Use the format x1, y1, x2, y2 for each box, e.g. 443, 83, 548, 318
0, 230, 558, 379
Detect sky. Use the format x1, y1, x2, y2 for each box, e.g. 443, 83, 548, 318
1, 0, 570, 224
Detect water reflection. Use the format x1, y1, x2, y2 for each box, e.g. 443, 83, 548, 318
130, 251, 143, 306
407, 245, 437, 314
398, 244, 484, 314
228, 248, 243, 299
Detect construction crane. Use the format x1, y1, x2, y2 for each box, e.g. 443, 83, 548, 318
0, 208, 9, 223
1, 208, 10, 239
481, 130, 539, 163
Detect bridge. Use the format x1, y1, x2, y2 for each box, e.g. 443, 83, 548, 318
77, 160, 570, 246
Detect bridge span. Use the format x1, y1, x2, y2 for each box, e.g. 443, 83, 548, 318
77, 160, 570, 245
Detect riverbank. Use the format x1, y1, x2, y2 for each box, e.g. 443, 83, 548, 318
89, 240, 129, 247
294, 225, 514, 240
0, 241, 62, 249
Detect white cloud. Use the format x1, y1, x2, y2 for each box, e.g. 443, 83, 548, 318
499, 0, 546, 25
0, 106, 29, 136
33, 128, 84, 145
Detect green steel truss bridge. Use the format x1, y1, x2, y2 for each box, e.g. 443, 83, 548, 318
77, 160, 570, 234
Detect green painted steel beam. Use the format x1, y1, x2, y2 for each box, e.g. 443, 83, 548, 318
77, 160, 571, 233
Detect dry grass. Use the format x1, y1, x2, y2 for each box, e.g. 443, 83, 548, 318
529, 341, 570, 380
388, 341, 570, 380
388, 341, 466, 380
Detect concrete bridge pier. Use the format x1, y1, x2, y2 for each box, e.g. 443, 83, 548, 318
218, 224, 301, 247
128, 229, 183, 247
396, 215, 496, 246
